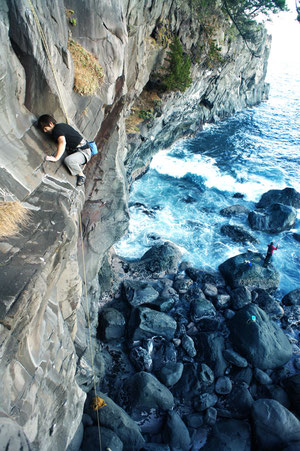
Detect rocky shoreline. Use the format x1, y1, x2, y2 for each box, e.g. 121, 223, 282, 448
76, 188, 300, 451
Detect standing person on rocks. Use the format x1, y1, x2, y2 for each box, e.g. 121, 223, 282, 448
263, 242, 278, 267
38, 114, 92, 186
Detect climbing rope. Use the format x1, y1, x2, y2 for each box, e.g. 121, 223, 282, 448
25, 1, 103, 449
26, 0, 70, 124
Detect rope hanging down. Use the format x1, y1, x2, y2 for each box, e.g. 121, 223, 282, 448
26, 1, 102, 449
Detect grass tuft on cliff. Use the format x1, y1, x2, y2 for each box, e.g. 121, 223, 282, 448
68, 38, 104, 96
0, 201, 30, 238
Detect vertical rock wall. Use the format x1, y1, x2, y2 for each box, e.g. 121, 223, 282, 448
0, 0, 271, 449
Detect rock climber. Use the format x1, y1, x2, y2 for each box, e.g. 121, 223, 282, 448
38, 114, 91, 186
263, 242, 278, 267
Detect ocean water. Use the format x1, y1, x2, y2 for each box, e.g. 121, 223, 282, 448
116, 7, 300, 297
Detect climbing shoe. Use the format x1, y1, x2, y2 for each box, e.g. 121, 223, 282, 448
77, 175, 86, 186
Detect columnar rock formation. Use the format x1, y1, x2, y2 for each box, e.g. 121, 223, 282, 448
0, 0, 271, 448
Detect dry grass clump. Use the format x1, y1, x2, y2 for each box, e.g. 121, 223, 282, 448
68, 38, 104, 96
0, 201, 30, 238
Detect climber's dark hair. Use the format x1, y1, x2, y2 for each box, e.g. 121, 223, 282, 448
38, 114, 57, 129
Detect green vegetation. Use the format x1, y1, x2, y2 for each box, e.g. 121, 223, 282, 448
163, 36, 192, 92
66, 8, 77, 27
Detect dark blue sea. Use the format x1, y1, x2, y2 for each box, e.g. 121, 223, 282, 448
116, 8, 300, 297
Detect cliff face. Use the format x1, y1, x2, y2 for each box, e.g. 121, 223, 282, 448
0, 0, 270, 448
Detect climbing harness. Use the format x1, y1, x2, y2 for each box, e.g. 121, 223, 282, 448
26, 1, 103, 449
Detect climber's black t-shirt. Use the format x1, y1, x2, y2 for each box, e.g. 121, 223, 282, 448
52, 123, 83, 150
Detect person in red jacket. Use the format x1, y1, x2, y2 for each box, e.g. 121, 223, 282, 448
263, 242, 278, 267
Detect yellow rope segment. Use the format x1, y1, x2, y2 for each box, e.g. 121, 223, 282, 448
25, 1, 103, 449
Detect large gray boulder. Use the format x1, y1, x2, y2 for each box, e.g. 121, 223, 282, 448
162, 411, 191, 450
129, 307, 177, 340
254, 288, 284, 319
228, 304, 292, 370
126, 371, 174, 411
248, 203, 297, 232
123, 280, 159, 307
190, 297, 216, 322
251, 399, 300, 450
220, 204, 250, 217
282, 288, 300, 306
219, 251, 280, 292
256, 187, 300, 209
203, 419, 251, 451
220, 224, 259, 244
98, 308, 125, 341
138, 242, 182, 274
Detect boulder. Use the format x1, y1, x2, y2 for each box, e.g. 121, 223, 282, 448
223, 349, 248, 367
228, 304, 292, 370
126, 372, 174, 411
230, 286, 252, 310
81, 426, 123, 451
203, 419, 251, 451
162, 411, 191, 450
248, 203, 297, 232
190, 297, 216, 322
215, 376, 232, 395
203, 283, 218, 297
185, 413, 204, 428
198, 333, 227, 377
173, 364, 202, 405
205, 407, 217, 426
220, 204, 250, 217
129, 346, 152, 371
220, 224, 259, 244
181, 334, 197, 357
219, 251, 280, 292
98, 308, 125, 341
254, 368, 272, 385
85, 392, 145, 450
194, 393, 218, 411
254, 288, 284, 319
123, 280, 159, 307
156, 362, 184, 387
223, 384, 254, 419
198, 363, 215, 387
251, 399, 300, 450
139, 242, 182, 274
256, 187, 300, 209
282, 288, 300, 306
129, 307, 177, 341
283, 374, 300, 416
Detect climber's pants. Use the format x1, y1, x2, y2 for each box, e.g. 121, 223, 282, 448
64, 150, 90, 176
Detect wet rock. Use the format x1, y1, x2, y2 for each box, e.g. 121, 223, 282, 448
205, 407, 217, 426
185, 413, 204, 428
223, 349, 248, 368
194, 393, 218, 411
248, 203, 297, 232
256, 187, 300, 209
162, 411, 191, 450
282, 288, 300, 306
181, 334, 197, 357
198, 333, 227, 377
190, 297, 216, 322
203, 419, 251, 451
228, 304, 292, 370
123, 280, 159, 307
215, 294, 231, 309
254, 368, 272, 385
223, 384, 254, 419
139, 242, 182, 274
219, 251, 280, 292
198, 363, 215, 387
283, 374, 300, 416
215, 376, 232, 395
126, 372, 174, 411
98, 308, 125, 341
203, 283, 218, 298
231, 367, 253, 386
293, 232, 300, 242
233, 193, 244, 198
221, 224, 259, 244
129, 307, 177, 341
81, 426, 123, 451
220, 204, 250, 216
156, 362, 184, 387
230, 286, 252, 310
254, 288, 284, 319
251, 399, 300, 450
129, 346, 152, 371
86, 392, 145, 450
173, 275, 193, 294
